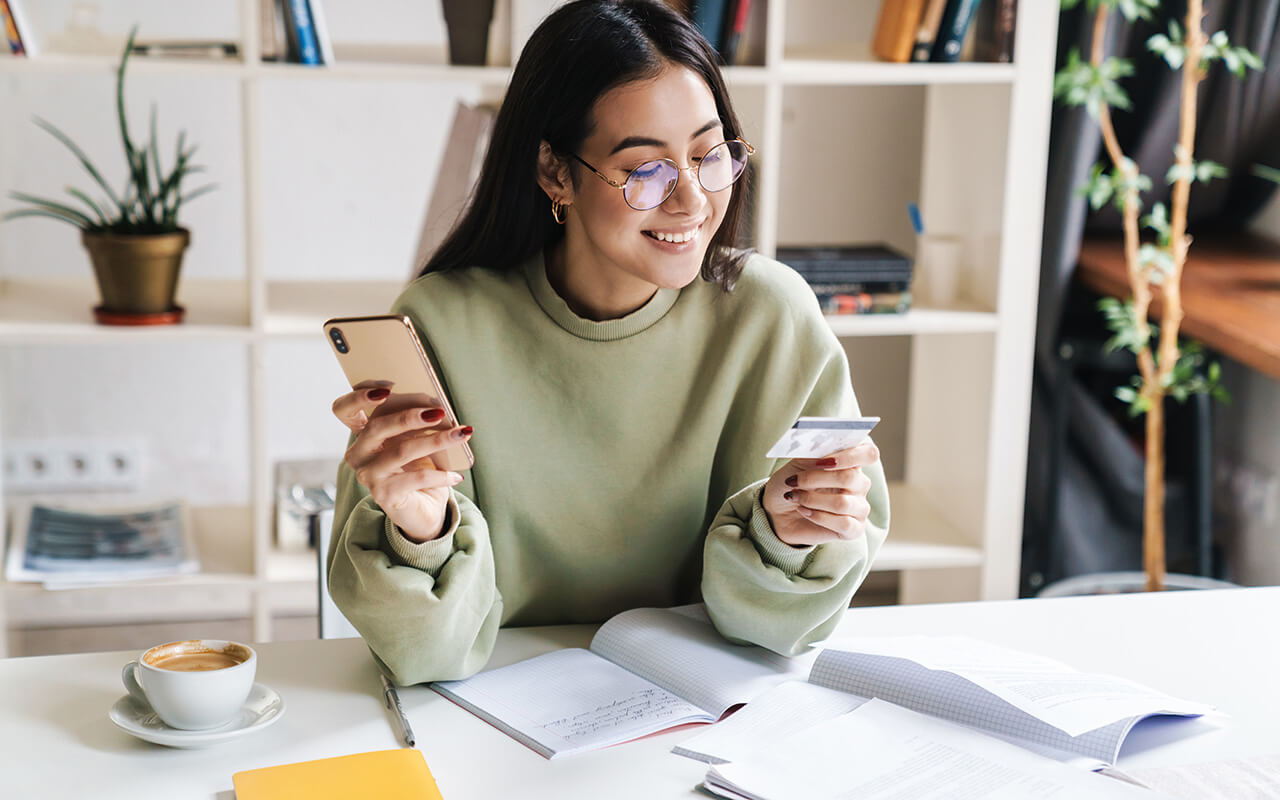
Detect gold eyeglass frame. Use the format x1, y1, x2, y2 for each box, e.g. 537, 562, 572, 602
569, 137, 756, 210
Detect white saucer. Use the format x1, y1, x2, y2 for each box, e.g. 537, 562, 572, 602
109, 682, 285, 748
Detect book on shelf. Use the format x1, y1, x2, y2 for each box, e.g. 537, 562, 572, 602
930, 0, 984, 63
130, 41, 239, 59
909, 0, 949, 62
3, 499, 199, 588
410, 101, 497, 278
307, 0, 334, 65
690, 0, 728, 54
1, 0, 34, 56
974, 0, 1016, 62
674, 634, 1215, 769
261, 0, 288, 62
776, 244, 914, 285
431, 605, 812, 759
871, 0, 928, 64
281, 0, 323, 66
818, 289, 912, 315
718, 0, 752, 65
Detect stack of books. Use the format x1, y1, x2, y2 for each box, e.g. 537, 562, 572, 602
777, 244, 913, 315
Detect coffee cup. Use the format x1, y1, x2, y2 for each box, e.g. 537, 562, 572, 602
122, 639, 257, 730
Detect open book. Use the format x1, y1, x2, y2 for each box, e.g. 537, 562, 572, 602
431, 605, 811, 759
676, 634, 1216, 768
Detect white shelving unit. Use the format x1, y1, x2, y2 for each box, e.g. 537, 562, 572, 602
0, 0, 1056, 654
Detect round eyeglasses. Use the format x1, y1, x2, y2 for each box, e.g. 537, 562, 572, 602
570, 138, 755, 211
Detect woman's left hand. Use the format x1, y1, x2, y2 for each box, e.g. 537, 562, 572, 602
762, 439, 879, 547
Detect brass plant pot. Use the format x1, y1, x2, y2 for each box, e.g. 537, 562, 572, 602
81, 228, 190, 320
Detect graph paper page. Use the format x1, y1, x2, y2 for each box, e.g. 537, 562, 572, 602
810, 636, 1211, 764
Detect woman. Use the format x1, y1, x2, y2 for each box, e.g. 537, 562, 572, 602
328, 0, 890, 685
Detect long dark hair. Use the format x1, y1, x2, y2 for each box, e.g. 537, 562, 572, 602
420, 0, 751, 290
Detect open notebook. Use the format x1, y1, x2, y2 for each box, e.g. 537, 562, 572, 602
676, 634, 1216, 768
431, 605, 811, 759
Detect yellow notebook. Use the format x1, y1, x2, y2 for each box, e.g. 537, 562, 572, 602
232, 749, 443, 799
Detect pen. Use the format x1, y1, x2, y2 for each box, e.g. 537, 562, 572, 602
380, 671, 416, 748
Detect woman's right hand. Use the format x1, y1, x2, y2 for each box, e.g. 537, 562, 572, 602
332, 387, 471, 543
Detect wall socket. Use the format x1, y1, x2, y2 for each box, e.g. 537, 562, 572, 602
3, 438, 145, 493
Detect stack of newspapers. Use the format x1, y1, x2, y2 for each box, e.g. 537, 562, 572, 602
4, 501, 199, 588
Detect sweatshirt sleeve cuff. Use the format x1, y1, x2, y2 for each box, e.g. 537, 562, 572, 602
747, 484, 816, 576
384, 493, 462, 574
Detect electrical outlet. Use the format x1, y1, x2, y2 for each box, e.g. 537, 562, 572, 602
4, 437, 145, 493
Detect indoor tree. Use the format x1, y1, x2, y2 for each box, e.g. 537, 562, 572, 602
1053, 0, 1258, 591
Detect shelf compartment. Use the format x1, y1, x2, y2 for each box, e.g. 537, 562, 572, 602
257, 43, 510, 85
873, 482, 983, 572
824, 306, 997, 337
0, 278, 252, 341
779, 45, 1016, 87
0, 51, 247, 77
264, 280, 406, 336
2, 505, 256, 628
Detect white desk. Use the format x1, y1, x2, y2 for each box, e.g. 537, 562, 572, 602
5, 588, 1278, 798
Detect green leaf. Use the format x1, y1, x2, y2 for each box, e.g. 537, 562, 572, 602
1142, 202, 1171, 244
1162, 46, 1186, 70
8, 190, 96, 227
1251, 164, 1280, 184
31, 117, 127, 219
1195, 160, 1229, 183
1138, 243, 1174, 283
1, 207, 92, 228
65, 187, 110, 226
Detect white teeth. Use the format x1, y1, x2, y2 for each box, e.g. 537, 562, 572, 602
651, 229, 695, 244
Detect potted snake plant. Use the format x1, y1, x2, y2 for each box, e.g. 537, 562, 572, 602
3, 27, 215, 325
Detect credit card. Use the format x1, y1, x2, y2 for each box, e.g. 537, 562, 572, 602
766, 417, 879, 460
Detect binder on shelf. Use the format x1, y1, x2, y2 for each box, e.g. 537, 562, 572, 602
872, 0, 927, 64
930, 0, 983, 63
909, 0, 949, 62
282, 0, 322, 65
974, 0, 1015, 63
1, 0, 35, 56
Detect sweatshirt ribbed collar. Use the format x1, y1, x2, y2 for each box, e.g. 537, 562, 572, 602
524, 251, 680, 342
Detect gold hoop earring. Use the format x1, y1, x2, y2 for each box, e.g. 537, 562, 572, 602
551, 199, 569, 225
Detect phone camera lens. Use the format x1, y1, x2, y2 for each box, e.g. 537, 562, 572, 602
330, 328, 348, 354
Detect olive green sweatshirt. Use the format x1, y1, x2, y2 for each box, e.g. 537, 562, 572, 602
327, 253, 890, 685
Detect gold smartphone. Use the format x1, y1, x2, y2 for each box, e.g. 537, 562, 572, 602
323, 314, 474, 472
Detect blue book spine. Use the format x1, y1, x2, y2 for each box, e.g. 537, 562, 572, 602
287, 0, 320, 65
931, 0, 983, 63
691, 0, 728, 53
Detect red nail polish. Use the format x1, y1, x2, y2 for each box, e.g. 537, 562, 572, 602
816, 458, 838, 468
421, 408, 445, 423
784, 475, 798, 488
367, 388, 390, 401
458, 425, 474, 436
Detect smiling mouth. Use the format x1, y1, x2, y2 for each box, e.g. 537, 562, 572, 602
643, 224, 702, 244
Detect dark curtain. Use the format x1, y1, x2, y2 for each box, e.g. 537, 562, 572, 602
1022, 1, 1280, 593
